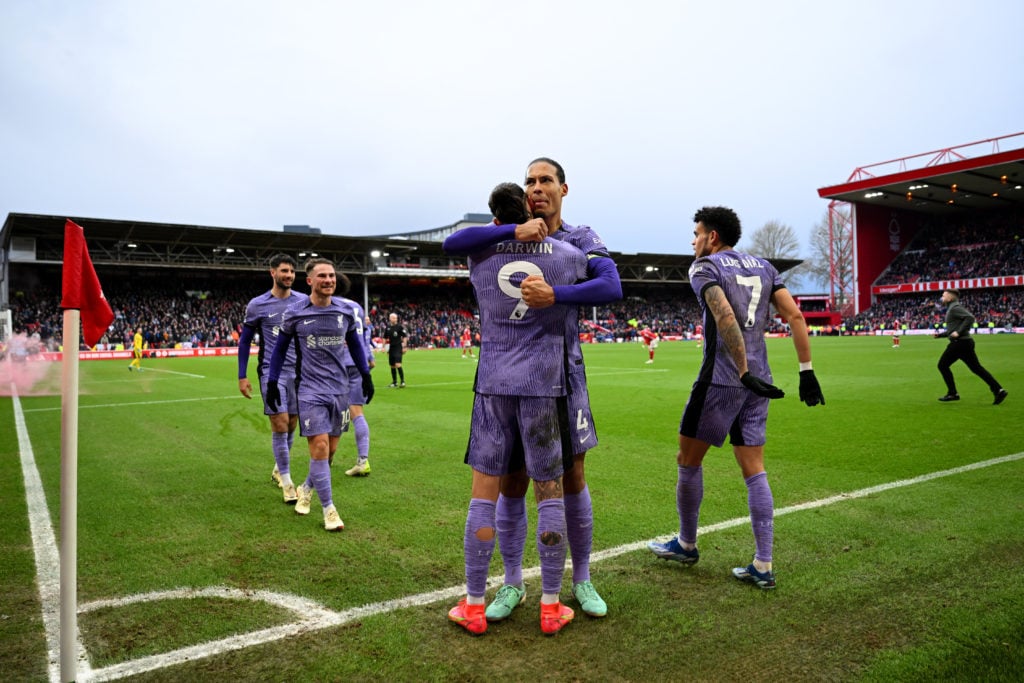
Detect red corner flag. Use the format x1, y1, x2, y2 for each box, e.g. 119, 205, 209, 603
61, 219, 115, 347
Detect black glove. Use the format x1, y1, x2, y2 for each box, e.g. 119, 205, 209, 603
265, 379, 281, 412
799, 370, 825, 406
740, 372, 785, 399
361, 373, 375, 405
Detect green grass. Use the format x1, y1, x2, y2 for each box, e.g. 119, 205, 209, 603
2, 334, 1023, 681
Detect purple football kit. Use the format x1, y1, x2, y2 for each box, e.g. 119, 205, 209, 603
276, 296, 361, 438
338, 297, 373, 406
682, 249, 785, 447
466, 236, 587, 480
240, 290, 308, 416
550, 223, 611, 453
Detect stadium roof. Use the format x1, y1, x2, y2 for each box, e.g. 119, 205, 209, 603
2, 212, 802, 289
817, 132, 1024, 214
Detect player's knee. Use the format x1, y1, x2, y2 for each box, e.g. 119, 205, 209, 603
501, 471, 530, 497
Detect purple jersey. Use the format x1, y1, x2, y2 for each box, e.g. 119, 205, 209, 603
553, 222, 611, 259
338, 298, 374, 369
551, 222, 610, 369
242, 290, 309, 379
469, 238, 588, 397
688, 249, 785, 387
280, 297, 358, 399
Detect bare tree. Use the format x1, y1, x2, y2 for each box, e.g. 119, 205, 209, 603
806, 207, 855, 312
744, 220, 809, 289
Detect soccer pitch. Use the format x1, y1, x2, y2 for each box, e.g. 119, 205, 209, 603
3, 335, 1023, 681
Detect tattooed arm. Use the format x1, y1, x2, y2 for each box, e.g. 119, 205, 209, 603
703, 284, 749, 378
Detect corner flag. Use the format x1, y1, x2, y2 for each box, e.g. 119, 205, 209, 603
61, 219, 114, 347
57, 218, 114, 681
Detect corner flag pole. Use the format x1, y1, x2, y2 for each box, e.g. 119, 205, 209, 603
59, 309, 81, 683
59, 219, 114, 682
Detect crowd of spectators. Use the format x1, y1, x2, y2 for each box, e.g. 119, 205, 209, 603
7, 217, 1023, 352
8, 284, 249, 352
7, 279, 709, 352
10, 278, 1022, 351
877, 212, 1023, 285
848, 288, 1024, 332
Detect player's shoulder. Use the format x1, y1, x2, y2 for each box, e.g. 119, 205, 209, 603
559, 222, 609, 254
246, 290, 274, 306
282, 297, 314, 318
328, 296, 355, 314
689, 254, 718, 276
337, 296, 363, 315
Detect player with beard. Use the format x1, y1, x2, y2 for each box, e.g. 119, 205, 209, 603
443, 158, 622, 621
445, 181, 587, 635
237, 253, 309, 503
647, 206, 824, 589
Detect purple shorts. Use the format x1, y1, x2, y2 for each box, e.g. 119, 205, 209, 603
261, 375, 298, 416
566, 368, 598, 454
297, 395, 351, 438
679, 383, 768, 447
467, 394, 565, 482
344, 366, 366, 406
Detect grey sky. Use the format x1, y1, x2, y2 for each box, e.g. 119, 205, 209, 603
2, 1, 1022, 263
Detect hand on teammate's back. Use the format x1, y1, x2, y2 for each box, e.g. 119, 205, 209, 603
514, 218, 548, 242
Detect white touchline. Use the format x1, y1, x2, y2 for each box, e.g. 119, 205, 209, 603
12, 386, 1022, 682
11, 387, 92, 683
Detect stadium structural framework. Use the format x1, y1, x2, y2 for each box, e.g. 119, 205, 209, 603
818, 131, 1024, 316
0, 212, 801, 318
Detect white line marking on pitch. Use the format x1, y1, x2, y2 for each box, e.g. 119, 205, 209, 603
10, 385, 92, 683
131, 367, 206, 378
12, 386, 1022, 682
84, 450, 1024, 682
119, 368, 205, 378
21, 396, 239, 413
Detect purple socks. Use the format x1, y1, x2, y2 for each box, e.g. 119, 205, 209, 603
495, 494, 527, 587
536, 499, 567, 596
745, 471, 774, 564
272, 431, 290, 475
464, 498, 496, 598
677, 465, 703, 544
564, 487, 593, 584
